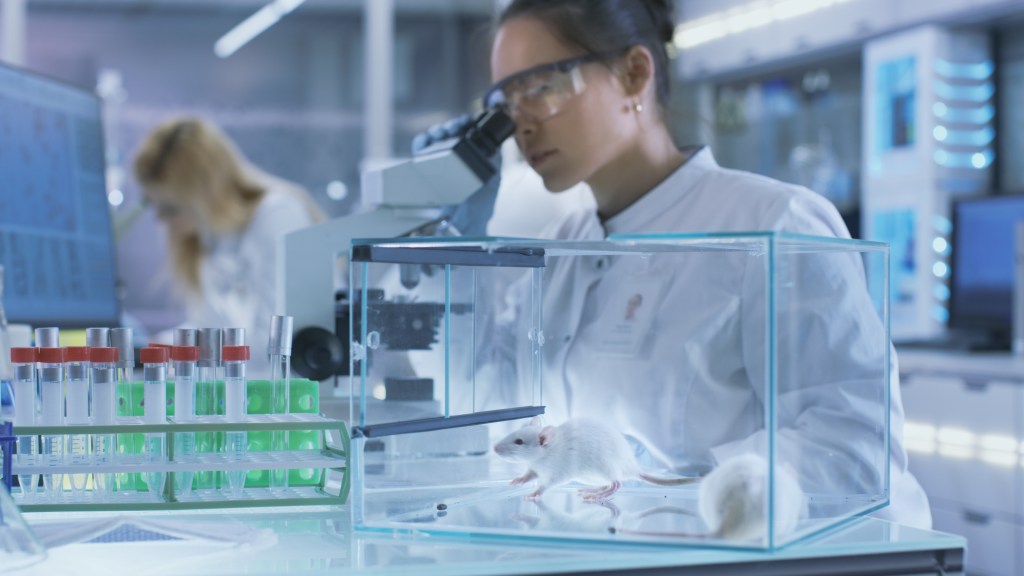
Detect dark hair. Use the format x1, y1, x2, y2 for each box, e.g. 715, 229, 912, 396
498, 0, 676, 107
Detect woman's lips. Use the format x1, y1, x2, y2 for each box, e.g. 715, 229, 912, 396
528, 149, 556, 168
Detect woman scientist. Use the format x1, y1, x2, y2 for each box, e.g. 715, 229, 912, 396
134, 118, 324, 373
473, 0, 930, 529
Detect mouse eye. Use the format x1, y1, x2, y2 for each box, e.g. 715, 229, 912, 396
514, 439, 524, 445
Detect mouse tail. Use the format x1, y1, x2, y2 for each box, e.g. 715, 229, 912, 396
638, 472, 702, 486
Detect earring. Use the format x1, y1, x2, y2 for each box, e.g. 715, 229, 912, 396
634, 100, 644, 113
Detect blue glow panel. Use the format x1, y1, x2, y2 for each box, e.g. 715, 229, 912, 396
933, 58, 994, 81
0, 63, 119, 327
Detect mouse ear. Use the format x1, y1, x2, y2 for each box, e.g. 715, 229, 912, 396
528, 416, 545, 428
538, 426, 556, 446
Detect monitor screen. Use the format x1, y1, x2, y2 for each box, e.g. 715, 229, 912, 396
949, 195, 1024, 337
0, 62, 119, 327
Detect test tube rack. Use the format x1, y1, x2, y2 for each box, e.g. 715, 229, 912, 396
4, 414, 349, 512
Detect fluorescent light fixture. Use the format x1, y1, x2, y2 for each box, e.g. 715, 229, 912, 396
903, 422, 936, 441
214, 0, 307, 58
675, 15, 727, 49
980, 434, 1018, 453
937, 427, 975, 447
979, 450, 1017, 468
904, 438, 936, 454
726, 2, 774, 33
674, 0, 859, 50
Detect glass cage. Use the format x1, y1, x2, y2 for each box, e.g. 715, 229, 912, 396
347, 233, 890, 550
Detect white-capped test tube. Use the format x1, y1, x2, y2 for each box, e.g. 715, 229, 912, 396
11, 347, 38, 501
63, 346, 91, 495
141, 347, 169, 500
90, 347, 118, 495
267, 316, 292, 493
171, 345, 198, 496
36, 346, 64, 499
222, 345, 249, 496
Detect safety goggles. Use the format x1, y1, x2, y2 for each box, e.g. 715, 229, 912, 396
483, 54, 599, 122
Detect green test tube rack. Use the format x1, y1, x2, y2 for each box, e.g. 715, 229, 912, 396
9, 378, 349, 512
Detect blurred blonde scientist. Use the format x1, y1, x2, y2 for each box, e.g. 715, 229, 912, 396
134, 118, 324, 371
477, 0, 931, 529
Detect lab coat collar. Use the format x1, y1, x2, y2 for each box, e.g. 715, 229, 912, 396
603, 146, 714, 236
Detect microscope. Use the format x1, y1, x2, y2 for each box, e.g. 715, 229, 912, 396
279, 108, 514, 387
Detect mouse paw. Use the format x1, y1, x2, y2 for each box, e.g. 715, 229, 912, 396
578, 481, 621, 502
523, 489, 545, 500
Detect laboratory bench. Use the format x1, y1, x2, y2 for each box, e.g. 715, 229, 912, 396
14, 506, 963, 576
897, 348, 1024, 576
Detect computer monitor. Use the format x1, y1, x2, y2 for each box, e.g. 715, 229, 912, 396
0, 62, 119, 328
948, 195, 1024, 347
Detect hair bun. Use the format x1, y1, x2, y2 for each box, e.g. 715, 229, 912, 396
640, 0, 676, 45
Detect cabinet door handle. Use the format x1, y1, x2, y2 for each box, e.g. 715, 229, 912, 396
962, 509, 992, 525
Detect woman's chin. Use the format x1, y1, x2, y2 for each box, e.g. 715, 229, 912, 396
540, 174, 581, 193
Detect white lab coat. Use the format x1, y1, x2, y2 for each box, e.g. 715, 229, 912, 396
494, 147, 930, 529
186, 188, 314, 375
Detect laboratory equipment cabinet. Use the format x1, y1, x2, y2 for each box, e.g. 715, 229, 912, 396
898, 350, 1024, 576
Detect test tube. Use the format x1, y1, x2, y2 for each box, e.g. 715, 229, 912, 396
222, 345, 249, 497
10, 348, 38, 501
111, 328, 135, 492
141, 347, 169, 500
90, 347, 118, 496
85, 328, 109, 349
173, 329, 197, 347
34, 327, 59, 349
268, 316, 292, 493
223, 328, 245, 347
171, 345, 198, 497
197, 328, 222, 489
111, 328, 134, 417
37, 347, 63, 499
63, 347, 91, 496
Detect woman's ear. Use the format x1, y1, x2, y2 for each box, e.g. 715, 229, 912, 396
617, 45, 656, 100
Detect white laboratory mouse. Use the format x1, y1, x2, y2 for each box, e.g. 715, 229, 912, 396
696, 452, 807, 541
493, 417, 699, 501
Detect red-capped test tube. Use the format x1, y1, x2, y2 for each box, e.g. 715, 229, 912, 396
222, 345, 249, 496
172, 345, 199, 496
37, 347, 64, 498
90, 347, 118, 495
141, 347, 169, 499
11, 347, 38, 500
63, 347, 91, 495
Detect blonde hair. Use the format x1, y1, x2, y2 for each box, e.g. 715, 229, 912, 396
134, 118, 325, 293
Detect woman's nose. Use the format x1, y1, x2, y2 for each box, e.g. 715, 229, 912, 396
515, 114, 537, 138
